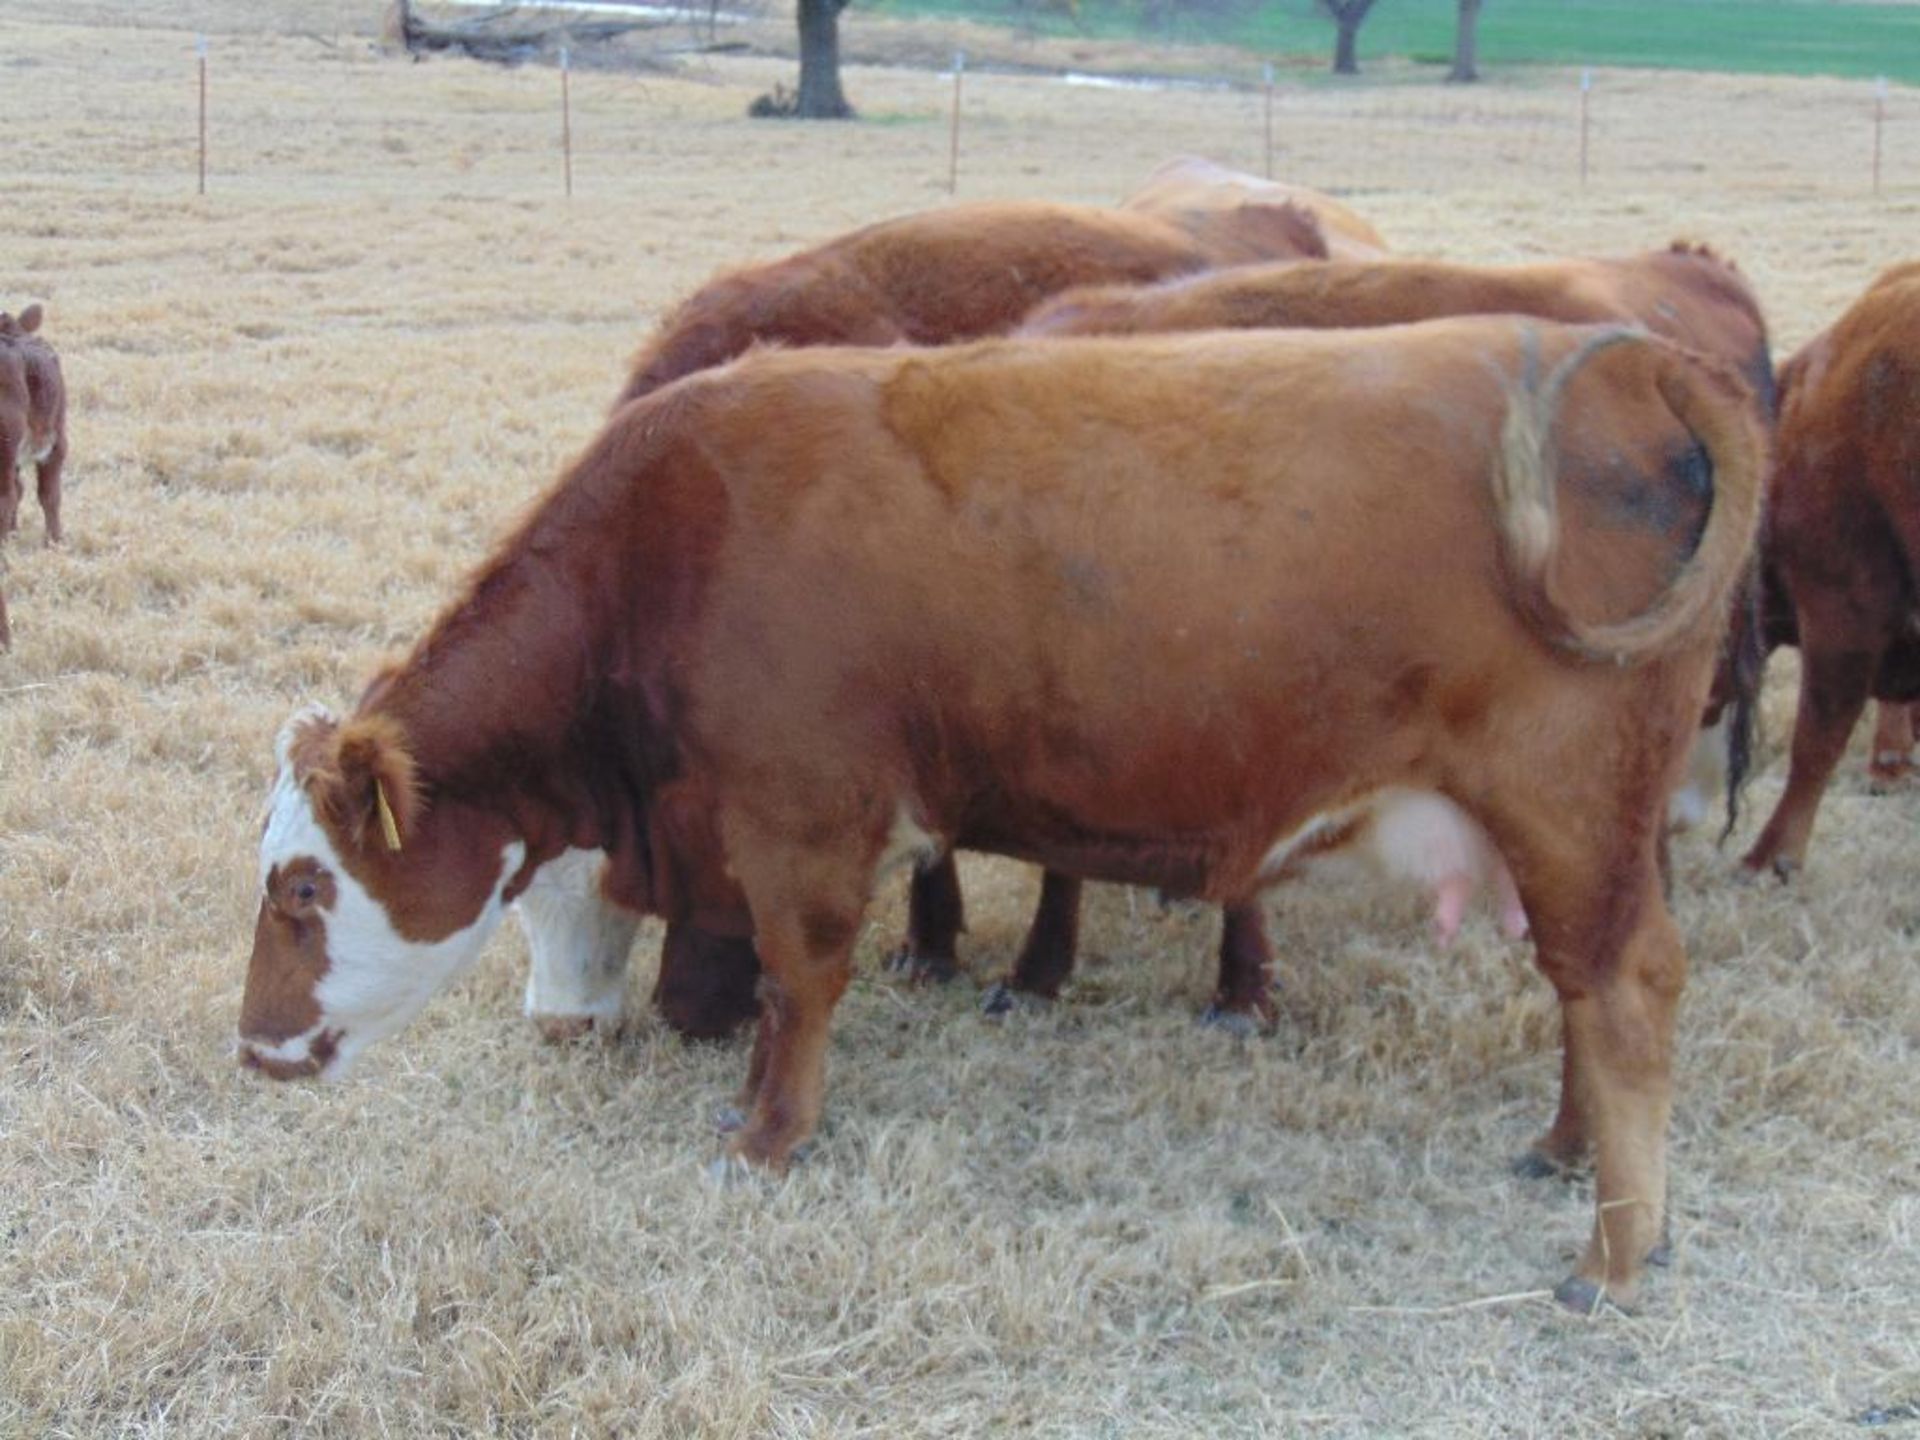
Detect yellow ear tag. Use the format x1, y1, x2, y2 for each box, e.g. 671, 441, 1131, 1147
375, 780, 403, 853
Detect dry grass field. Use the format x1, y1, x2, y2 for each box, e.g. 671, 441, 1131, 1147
2, 3, 1918, 1436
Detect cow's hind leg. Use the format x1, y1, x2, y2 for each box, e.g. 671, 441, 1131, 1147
1504, 824, 1681, 1312
1743, 639, 1878, 877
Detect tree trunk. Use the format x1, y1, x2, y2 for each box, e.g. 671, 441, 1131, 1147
1327, 0, 1377, 76
796, 0, 855, 119
1448, 0, 1483, 83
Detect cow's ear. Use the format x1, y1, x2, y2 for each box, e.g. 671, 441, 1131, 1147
17, 305, 41, 334
308, 715, 420, 853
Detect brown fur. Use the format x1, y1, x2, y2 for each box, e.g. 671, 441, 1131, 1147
614, 199, 1327, 406
616, 197, 1328, 1032
0, 303, 71, 648
1741, 265, 1920, 874
1118, 155, 1389, 261
1020, 246, 1774, 409
1013, 244, 1775, 985
242, 316, 1765, 1306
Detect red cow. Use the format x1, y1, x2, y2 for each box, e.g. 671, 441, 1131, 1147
239, 316, 1764, 1311
1741, 264, 1920, 875
1118, 155, 1390, 262
0, 304, 70, 649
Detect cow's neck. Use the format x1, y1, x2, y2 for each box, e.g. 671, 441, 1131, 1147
362, 533, 662, 884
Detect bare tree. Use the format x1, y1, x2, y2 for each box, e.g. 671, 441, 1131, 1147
1448, 0, 1483, 83
795, 0, 855, 118
1316, 0, 1380, 76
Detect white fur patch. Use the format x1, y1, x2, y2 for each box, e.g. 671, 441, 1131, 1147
514, 848, 639, 1025
1667, 714, 1729, 833
1258, 801, 1367, 880
875, 805, 942, 878
259, 749, 525, 1077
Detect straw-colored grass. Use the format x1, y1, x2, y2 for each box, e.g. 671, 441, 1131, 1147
2, 5, 1917, 1436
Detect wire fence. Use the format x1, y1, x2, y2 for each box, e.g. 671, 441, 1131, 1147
1, 20, 1913, 205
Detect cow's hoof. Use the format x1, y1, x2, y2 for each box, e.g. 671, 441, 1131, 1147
1553, 1274, 1637, 1317
883, 945, 960, 985
1867, 759, 1912, 794
713, 1104, 747, 1135
1197, 1005, 1265, 1039
530, 1012, 617, 1044
1551, 1282, 1612, 1320
1645, 1236, 1674, 1269
1511, 1147, 1586, 1181
980, 982, 1050, 1017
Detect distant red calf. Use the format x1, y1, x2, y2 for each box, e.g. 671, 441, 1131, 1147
1741, 264, 1920, 875
0, 304, 69, 649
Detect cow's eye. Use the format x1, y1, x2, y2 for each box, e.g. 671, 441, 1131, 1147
295, 881, 318, 904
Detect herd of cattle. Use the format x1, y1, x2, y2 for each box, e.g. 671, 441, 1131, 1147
9, 156, 1914, 1316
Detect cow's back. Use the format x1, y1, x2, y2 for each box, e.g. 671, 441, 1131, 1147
1122, 156, 1388, 260
617, 200, 1325, 407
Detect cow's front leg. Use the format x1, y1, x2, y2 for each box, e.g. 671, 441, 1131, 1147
514, 851, 638, 1041
725, 830, 873, 1171
1198, 901, 1278, 1035
886, 852, 965, 982
36, 435, 65, 546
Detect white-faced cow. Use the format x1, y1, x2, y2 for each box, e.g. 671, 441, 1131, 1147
240, 316, 1763, 1311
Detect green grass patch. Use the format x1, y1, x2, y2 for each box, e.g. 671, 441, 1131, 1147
866, 0, 1920, 87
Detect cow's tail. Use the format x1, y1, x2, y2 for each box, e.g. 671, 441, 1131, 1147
1491, 324, 1766, 667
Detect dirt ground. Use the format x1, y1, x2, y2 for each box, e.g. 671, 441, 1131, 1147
1, 4, 1917, 1436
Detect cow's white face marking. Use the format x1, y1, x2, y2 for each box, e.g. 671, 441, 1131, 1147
514, 848, 638, 1027
252, 736, 525, 1078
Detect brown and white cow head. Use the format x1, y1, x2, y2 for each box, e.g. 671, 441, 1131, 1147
238, 705, 527, 1079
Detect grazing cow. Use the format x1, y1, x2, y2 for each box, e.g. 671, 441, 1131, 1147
569, 198, 1331, 1038
1008, 243, 1773, 1003
1740, 264, 1920, 875
614, 198, 1329, 406
240, 316, 1764, 1310
0, 304, 69, 649
1118, 155, 1390, 262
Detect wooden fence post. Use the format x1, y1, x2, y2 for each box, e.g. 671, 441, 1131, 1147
948, 51, 965, 196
